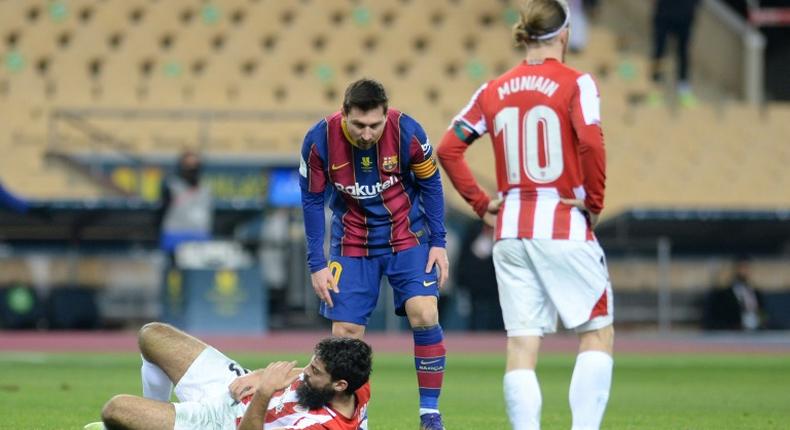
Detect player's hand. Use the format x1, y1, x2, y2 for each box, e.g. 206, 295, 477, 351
486, 198, 503, 214
481, 198, 502, 228
560, 198, 600, 228
229, 370, 263, 402
482, 212, 497, 228
426, 247, 449, 288
310, 267, 339, 308
258, 361, 300, 397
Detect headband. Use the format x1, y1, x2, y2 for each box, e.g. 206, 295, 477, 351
529, 5, 570, 41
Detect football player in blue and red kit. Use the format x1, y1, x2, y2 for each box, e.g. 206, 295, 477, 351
299, 78, 448, 430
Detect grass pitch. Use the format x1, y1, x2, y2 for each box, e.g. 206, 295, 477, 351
0, 351, 788, 429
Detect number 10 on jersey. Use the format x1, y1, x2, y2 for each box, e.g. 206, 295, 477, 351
494, 105, 563, 185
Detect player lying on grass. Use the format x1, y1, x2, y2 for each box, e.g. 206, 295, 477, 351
84, 322, 372, 430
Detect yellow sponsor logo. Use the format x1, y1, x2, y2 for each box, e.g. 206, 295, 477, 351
361, 157, 373, 172
329, 261, 343, 286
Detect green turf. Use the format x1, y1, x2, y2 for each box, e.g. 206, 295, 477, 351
1, 351, 788, 429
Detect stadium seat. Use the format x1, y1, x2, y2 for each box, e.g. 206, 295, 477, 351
0, 0, 788, 212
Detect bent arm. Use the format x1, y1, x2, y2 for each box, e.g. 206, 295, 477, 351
238, 361, 299, 430
570, 74, 606, 215
436, 126, 491, 218
237, 390, 273, 430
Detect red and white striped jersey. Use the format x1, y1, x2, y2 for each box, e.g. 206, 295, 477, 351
236, 375, 370, 430
438, 58, 606, 241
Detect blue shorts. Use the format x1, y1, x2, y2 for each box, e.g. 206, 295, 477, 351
319, 244, 439, 326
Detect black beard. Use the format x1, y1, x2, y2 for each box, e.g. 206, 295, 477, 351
296, 379, 335, 409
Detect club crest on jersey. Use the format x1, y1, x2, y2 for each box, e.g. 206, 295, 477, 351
361, 156, 374, 172
382, 155, 398, 172
334, 175, 400, 199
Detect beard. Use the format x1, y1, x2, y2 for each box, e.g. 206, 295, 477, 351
296, 378, 336, 409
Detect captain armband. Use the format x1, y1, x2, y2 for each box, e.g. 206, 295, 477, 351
412, 157, 438, 179
452, 120, 481, 144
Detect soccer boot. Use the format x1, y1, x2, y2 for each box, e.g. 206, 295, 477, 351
419, 412, 445, 430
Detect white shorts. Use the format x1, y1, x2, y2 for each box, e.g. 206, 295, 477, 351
172, 347, 249, 430
492, 238, 613, 337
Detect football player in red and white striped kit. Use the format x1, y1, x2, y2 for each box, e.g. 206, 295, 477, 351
437, 0, 613, 429
88, 323, 371, 430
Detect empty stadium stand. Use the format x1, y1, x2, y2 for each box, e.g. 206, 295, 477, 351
1, 0, 787, 211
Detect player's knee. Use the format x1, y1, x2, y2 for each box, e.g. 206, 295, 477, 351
138, 322, 174, 351
404, 297, 439, 327
406, 307, 439, 328
138, 321, 165, 344
593, 324, 614, 345
507, 336, 539, 354
506, 336, 540, 369
101, 395, 132, 427
602, 324, 614, 338
580, 324, 614, 353
332, 322, 365, 338
599, 324, 615, 347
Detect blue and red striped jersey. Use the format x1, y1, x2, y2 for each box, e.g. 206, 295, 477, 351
299, 109, 446, 272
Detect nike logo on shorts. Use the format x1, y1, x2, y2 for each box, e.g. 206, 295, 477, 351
423, 280, 436, 287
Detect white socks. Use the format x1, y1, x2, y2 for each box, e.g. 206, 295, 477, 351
141, 356, 173, 401
569, 351, 613, 430
504, 369, 542, 430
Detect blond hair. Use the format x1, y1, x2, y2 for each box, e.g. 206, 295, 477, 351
512, 0, 569, 47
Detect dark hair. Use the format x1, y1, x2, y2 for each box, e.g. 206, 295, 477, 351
342, 78, 388, 115
513, 0, 568, 47
315, 337, 372, 394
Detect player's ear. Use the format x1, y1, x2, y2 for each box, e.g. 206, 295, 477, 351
332, 379, 349, 393
560, 28, 570, 47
